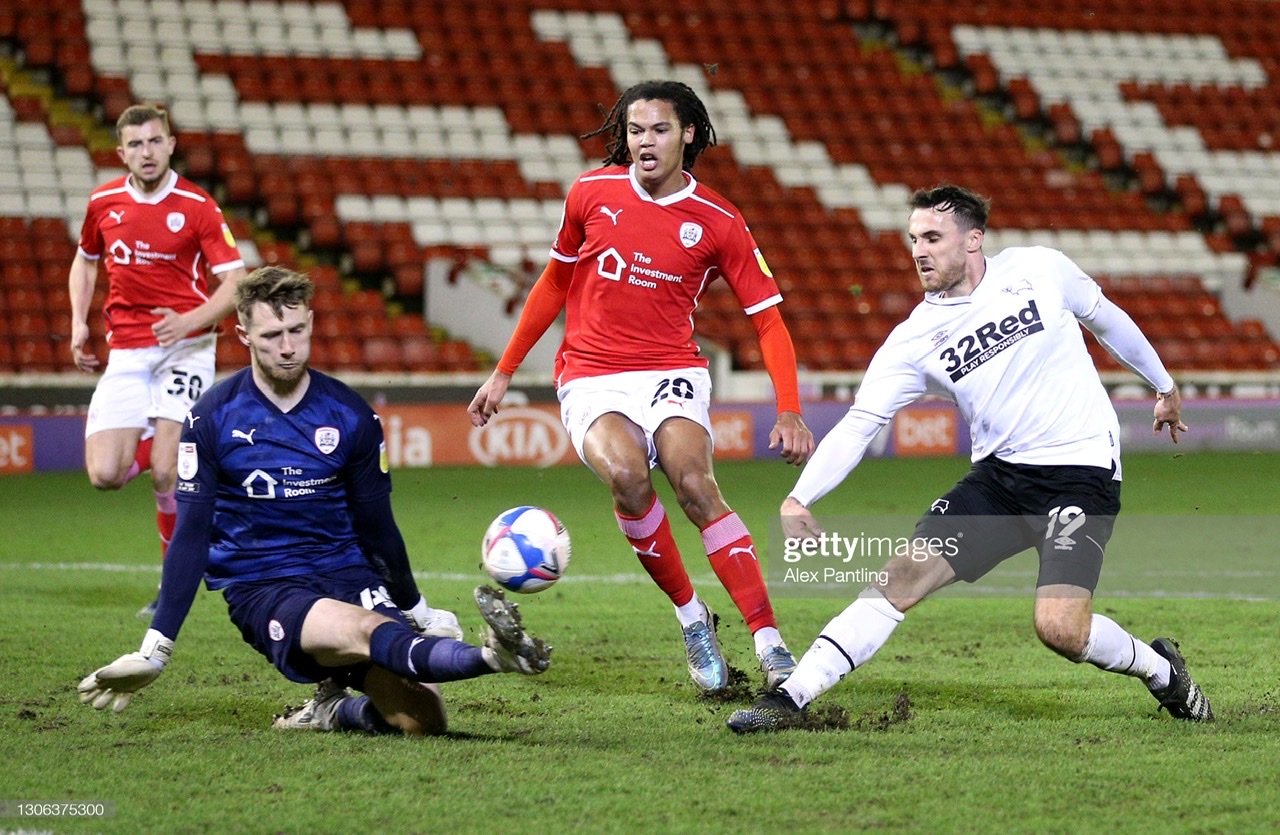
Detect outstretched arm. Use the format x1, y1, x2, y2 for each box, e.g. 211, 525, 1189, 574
750, 305, 815, 465
469, 259, 574, 427
1081, 296, 1186, 443
77, 501, 213, 713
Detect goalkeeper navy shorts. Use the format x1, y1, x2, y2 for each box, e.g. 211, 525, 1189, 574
223, 564, 411, 688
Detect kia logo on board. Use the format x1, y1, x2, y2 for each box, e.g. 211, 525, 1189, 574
468, 407, 569, 467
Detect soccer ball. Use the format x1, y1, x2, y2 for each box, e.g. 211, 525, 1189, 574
481, 506, 571, 594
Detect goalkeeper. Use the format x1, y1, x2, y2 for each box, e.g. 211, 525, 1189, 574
79, 267, 550, 735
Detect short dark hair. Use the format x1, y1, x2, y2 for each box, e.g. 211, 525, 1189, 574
584, 80, 717, 171
909, 184, 991, 232
235, 266, 315, 325
116, 104, 170, 139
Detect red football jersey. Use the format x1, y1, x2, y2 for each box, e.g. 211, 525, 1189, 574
78, 170, 244, 348
550, 165, 782, 385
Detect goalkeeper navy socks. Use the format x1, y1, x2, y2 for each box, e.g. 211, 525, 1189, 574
336, 694, 400, 735
369, 622, 493, 682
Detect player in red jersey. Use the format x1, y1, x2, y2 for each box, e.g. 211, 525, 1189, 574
469, 80, 815, 693
69, 104, 247, 616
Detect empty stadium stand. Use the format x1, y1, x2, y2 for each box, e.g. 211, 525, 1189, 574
1, 0, 1278, 375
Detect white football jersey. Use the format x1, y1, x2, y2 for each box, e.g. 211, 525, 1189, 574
862, 246, 1120, 469
791, 246, 1179, 507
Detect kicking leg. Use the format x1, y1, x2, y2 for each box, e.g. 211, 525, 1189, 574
728, 546, 955, 733
1036, 587, 1212, 721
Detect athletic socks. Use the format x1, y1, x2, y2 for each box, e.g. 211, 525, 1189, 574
752, 626, 784, 657
702, 511, 775, 634
335, 694, 399, 735
368, 622, 493, 682
155, 490, 176, 560
674, 593, 707, 629
1075, 613, 1172, 689
782, 589, 904, 709
617, 495, 695, 608
125, 436, 153, 484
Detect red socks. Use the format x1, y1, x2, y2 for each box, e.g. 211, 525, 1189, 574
618, 499, 777, 634
702, 511, 776, 633
124, 436, 154, 484
155, 490, 176, 560
616, 495, 694, 607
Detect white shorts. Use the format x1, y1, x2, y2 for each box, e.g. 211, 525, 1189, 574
557, 367, 713, 468
85, 334, 217, 437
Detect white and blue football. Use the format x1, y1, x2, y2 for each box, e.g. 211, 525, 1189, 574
481, 506, 571, 593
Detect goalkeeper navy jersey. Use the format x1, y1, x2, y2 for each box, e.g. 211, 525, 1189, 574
175, 367, 390, 589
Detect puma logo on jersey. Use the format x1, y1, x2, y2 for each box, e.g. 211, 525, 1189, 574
231, 428, 256, 444
109, 209, 126, 224
600, 206, 623, 225
938, 299, 1044, 382
633, 540, 661, 559
185, 412, 201, 428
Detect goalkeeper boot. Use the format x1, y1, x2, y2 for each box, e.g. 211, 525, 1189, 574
682, 603, 728, 693
475, 585, 551, 675
759, 645, 798, 691
726, 689, 805, 734
1147, 637, 1214, 721
273, 679, 350, 730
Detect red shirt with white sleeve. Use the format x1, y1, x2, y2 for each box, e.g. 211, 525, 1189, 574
78, 169, 244, 348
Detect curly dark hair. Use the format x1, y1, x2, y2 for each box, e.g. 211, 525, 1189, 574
584, 80, 717, 171
909, 184, 991, 231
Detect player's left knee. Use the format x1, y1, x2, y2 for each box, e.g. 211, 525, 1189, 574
1034, 616, 1088, 659
150, 466, 177, 491
671, 472, 722, 520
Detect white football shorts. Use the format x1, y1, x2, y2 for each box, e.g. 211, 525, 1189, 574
557, 367, 713, 468
85, 334, 217, 437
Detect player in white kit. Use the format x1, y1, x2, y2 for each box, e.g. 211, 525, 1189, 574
729, 184, 1212, 731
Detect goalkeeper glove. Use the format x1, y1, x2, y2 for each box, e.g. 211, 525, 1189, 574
77, 629, 174, 713
402, 596, 464, 640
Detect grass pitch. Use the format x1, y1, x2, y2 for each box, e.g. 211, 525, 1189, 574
1, 453, 1278, 833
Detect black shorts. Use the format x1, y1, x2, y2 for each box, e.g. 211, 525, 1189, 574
222, 564, 409, 689
913, 457, 1121, 592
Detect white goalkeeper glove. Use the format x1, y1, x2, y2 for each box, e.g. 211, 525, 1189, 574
77, 629, 174, 713
402, 596, 464, 640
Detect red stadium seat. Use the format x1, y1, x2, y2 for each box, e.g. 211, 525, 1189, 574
362, 337, 403, 371
400, 336, 440, 368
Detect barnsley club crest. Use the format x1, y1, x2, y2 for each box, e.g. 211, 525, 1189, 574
166, 212, 186, 233
314, 426, 340, 454
679, 222, 703, 248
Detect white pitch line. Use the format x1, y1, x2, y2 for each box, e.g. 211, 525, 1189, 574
2, 562, 1273, 599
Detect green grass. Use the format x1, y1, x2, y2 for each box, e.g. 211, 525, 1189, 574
1, 453, 1278, 833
